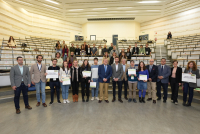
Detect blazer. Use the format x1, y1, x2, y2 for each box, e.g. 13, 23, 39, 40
110, 49, 119, 57
75, 48, 80, 55
62, 48, 68, 57
80, 66, 91, 82
10, 65, 31, 87
121, 64, 130, 81
86, 48, 91, 55
69, 55, 77, 63
126, 52, 131, 60
96, 48, 103, 55
132, 47, 139, 55
98, 64, 112, 83
169, 67, 182, 83
146, 65, 158, 82
30, 63, 47, 83
109, 56, 115, 65
102, 48, 108, 55
184, 69, 200, 88
70, 66, 81, 82
111, 63, 123, 81
157, 64, 171, 83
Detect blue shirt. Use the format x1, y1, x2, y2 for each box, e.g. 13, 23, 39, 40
123, 64, 126, 72
18, 65, 23, 81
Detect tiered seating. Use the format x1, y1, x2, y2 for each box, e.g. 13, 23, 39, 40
165, 34, 200, 68
70, 40, 107, 48
0, 36, 57, 70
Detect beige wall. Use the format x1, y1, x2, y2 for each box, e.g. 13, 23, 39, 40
0, 0, 82, 43
82, 21, 140, 46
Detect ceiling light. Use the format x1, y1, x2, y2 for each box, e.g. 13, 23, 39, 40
43, 4, 59, 9
69, 9, 83, 11
92, 8, 107, 10
15, 0, 32, 5
117, 7, 132, 9
45, 0, 59, 5
138, 1, 160, 3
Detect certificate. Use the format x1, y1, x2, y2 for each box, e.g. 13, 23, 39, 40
90, 82, 96, 88
182, 73, 196, 83
128, 69, 136, 75
82, 71, 91, 77
46, 70, 58, 78
139, 75, 147, 80
62, 77, 71, 85
91, 68, 98, 78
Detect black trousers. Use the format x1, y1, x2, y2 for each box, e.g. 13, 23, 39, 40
122, 79, 128, 98
170, 78, 179, 102
14, 83, 29, 109
112, 81, 122, 99
49, 81, 60, 102
72, 81, 79, 95
81, 78, 90, 97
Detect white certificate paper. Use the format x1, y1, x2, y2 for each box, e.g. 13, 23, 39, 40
62, 77, 71, 85
46, 70, 58, 78
82, 71, 91, 77
90, 82, 96, 88
182, 73, 196, 83
92, 68, 98, 78
128, 69, 136, 75
139, 75, 147, 80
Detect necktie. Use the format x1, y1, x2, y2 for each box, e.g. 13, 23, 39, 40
150, 66, 152, 72
161, 66, 163, 73
105, 65, 107, 73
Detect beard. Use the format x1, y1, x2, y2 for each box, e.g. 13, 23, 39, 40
37, 60, 42, 63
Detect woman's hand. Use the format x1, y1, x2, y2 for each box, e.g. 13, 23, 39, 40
88, 80, 90, 83
143, 80, 147, 82
134, 74, 136, 77
129, 74, 131, 76
60, 81, 63, 83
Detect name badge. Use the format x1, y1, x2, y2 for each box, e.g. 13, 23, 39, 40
88, 50, 90, 53
53, 78, 56, 81
146, 51, 148, 54
131, 75, 134, 79
76, 52, 78, 55
65, 53, 67, 55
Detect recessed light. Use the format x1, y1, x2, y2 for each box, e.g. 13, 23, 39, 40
138, 1, 160, 3
69, 9, 83, 11
92, 8, 107, 10
45, 0, 59, 5
43, 4, 59, 9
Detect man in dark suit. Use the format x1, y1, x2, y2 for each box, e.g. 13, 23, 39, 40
10, 56, 32, 114
98, 58, 112, 103
111, 57, 123, 103
157, 58, 171, 103
146, 59, 158, 103
132, 43, 139, 55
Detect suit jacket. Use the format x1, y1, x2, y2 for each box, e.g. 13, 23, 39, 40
184, 69, 200, 88
30, 63, 46, 83
98, 64, 112, 83
132, 47, 139, 54
96, 48, 103, 55
109, 56, 115, 65
110, 49, 119, 57
157, 64, 171, 83
111, 63, 123, 81
121, 64, 130, 81
80, 66, 91, 82
169, 67, 182, 83
146, 65, 158, 82
69, 55, 77, 63
10, 65, 31, 87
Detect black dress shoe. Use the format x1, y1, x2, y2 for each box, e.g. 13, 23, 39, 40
86, 97, 89, 102
98, 100, 102, 103
105, 100, 109, 103
157, 98, 161, 101
118, 99, 123, 103
153, 100, 156, 104
57, 100, 61, 104
128, 99, 132, 102
182, 102, 186, 106
142, 97, 145, 103
82, 99, 85, 102
163, 100, 166, 103
112, 98, 116, 102
139, 97, 142, 103
147, 98, 152, 101
124, 97, 128, 100
186, 103, 191, 107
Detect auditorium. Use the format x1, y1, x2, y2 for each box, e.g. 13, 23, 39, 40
0, 0, 200, 134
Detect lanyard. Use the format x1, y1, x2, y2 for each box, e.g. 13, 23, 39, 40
65, 69, 68, 75
37, 64, 42, 71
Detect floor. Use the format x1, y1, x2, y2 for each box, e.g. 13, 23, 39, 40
0, 94, 200, 134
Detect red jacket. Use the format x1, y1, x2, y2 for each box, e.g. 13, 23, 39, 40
62, 48, 69, 57
68, 62, 72, 68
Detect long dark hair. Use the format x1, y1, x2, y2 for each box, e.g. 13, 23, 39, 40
138, 61, 147, 71
62, 61, 69, 71
8, 36, 14, 43
127, 48, 130, 52
65, 57, 72, 64
103, 52, 109, 58
81, 59, 90, 68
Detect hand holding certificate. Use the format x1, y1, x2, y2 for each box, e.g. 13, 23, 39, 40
182, 73, 196, 83
90, 82, 96, 88
82, 71, 91, 77
128, 69, 136, 75
139, 75, 147, 81
62, 77, 71, 85
46, 70, 58, 78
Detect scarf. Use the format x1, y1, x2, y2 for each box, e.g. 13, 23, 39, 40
72, 66, 79, 81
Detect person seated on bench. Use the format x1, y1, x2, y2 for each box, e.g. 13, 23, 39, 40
167, 31, 172, 39
145, 44, 151, 55
7, 36, 17, 48
139, 45, 145, 54
80, 45, 86, 56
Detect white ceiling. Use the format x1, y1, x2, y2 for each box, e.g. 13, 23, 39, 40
3, 0, 199, 24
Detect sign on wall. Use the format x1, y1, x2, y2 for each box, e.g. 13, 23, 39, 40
139, 34, 149, 40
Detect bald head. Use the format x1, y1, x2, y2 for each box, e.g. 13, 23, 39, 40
149, 59, 154, 65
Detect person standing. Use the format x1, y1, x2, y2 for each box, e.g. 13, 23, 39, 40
56, 44, 62, 56
55, 52, 63, 67
80, 59, 91, 102
139, 45, 145, 54
111, 57, 123, 103
183, 61, 199, 106
80, 45, 87, 56
83, 42, 88, 53
109, 52, 116, 65
69, 52, 77, 63
145, 44, 151, 55
119, 49, 125, 57
10, 56, 32, 114
137, 61, 149, 103
65, 57, 72, 68
30, 55, 47, 107
110, 46, 119, 57
102, 52, 110, 64
126, 60, 138, 103
146, 59, 158, 104
7, 36, 17, 48
62, 45, 69, 61
48, 59, 61, 105
59, 61, 71, 104
119, 52, 127, 63
126, 48, 132, 61
70, 43, 76, 53
75, 45, 80, 55
157, 58, 171, 103
132, 44, 139, 55
97, 46, 103, 56
71, 60, 81, 102
102, 45, 108, 55
108, 43, 113, 53
98, 58, 112, 103
121, 58, 130, 100
169, 60, 182, 105
91, 58, 99, 101
87, 45, 92, 56
167, 31, 172, 39
91, 44, 97, 56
